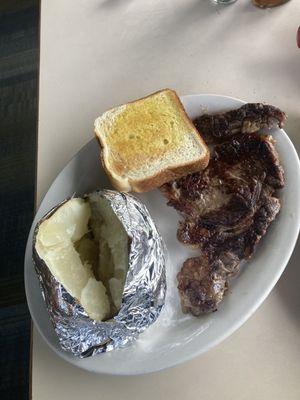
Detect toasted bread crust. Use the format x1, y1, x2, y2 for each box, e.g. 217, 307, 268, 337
95, 89, 210, 192
127, 148, 210, 192
97, 136, 210, 192
167, 90, 209, 165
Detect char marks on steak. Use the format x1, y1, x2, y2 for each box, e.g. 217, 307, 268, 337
178, 191, 281, 260
161, 133, 284, 250
177, 252, 239, 314
194, 103, 286, 144
175, 192, 281, 316
161, 120, 285, 316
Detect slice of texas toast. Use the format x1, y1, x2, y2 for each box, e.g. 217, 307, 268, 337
94, 89, 210, 192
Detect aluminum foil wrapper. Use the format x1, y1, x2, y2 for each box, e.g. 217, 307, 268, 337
33, 190, 166, 357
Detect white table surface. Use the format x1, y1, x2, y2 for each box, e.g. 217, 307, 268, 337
33, 0, 300, 398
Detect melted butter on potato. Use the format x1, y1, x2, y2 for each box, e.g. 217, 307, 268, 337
35, 196, 129, 321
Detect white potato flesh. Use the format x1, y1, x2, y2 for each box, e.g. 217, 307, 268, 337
41, 244, 93, 300
88, 193, 128, 309
37, 198, 91, 246
35, 195, 129, 320
109, 277, 124, 310
97, 200, 128, 277
81, 278, 110, 321
35, 198, 110, 321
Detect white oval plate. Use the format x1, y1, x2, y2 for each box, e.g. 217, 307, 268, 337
24, 94, 300, 375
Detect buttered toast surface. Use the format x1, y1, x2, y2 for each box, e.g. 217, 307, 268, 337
95, 89, 209, 192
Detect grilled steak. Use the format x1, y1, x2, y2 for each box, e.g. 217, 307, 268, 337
161, 115, 285, 316
178, 190, 281, 259
176, 192, 281, 315
177, 252, 239, 315
161, 133, 284, 251
194, 103, 286, 144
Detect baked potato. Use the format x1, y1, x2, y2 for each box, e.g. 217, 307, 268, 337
33, 190, 166, 356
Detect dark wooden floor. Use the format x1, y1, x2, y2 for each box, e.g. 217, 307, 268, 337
0, 1, 39, 398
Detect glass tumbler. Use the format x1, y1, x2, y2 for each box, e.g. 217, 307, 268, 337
212, 0, 238, 4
